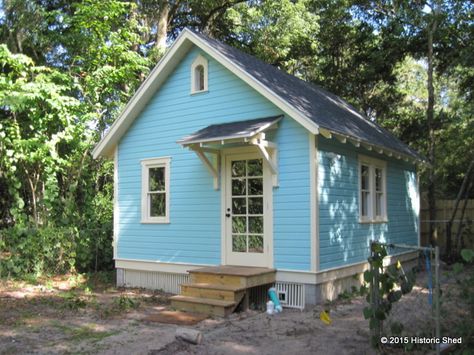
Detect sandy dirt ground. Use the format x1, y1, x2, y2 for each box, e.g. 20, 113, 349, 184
0, 266, 471, 355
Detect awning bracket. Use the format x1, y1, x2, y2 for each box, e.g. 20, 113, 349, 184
251, 133, 278, 186
192, 147, 220, 190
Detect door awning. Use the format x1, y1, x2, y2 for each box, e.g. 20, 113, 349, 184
177, 115, 282, 147
177, 115, 282, 190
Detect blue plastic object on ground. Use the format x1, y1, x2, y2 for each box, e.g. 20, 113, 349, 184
268, 287, 283, 313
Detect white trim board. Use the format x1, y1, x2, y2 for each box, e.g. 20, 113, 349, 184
113, 146, 119, 259
309, 133, 318, 272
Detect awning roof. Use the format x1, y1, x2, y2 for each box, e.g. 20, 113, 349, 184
177, 115, 282, 146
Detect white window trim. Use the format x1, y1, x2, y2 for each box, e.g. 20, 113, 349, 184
190, 54, 208, 94
141, 157, 171, 224
358, 155, 387, 223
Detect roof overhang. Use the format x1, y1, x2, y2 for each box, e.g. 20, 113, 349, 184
177, 115, 282, 147
178, 115, 281, 189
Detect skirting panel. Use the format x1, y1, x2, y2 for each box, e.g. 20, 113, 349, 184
120, 269, 191, 294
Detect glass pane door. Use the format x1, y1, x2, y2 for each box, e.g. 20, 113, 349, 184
230, 158, 264, 254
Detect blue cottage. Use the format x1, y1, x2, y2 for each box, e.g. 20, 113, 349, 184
93, 29, 422, 309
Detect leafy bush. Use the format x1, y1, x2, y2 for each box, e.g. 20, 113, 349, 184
0, 224, 113, 278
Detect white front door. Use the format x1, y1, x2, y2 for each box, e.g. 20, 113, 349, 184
224, 152, 272, 267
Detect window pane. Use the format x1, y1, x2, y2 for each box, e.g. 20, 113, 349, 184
248, 235, 264, 253
249, 216, 263, 234
232, 197, 246, 214
248, 197, 263, 214
375, 168, 382, 192
195, 65, 205, 91
248, 178, 263, 195
231, 160, 246, 177
361, 165, 369, 190
232, 216, 246, 234
361, 191, 369, 217
247, 159, 262, 176
149, 167, 165, 192
232, 178, 246, 196
150, 193, 165, 217
232, 235, 247, 252
376, 192, 383, 217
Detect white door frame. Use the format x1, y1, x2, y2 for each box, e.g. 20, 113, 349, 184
220, 146, 274, 268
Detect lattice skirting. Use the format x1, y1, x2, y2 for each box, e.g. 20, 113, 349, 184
118, 269, 191, 294
117, 268, 306, 309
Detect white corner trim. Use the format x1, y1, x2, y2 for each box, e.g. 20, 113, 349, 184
417, 170, 421, 248
141, 157, 171, 224
113, 146, 119, 259
309, 133, 318, 272
190, 54, 208, 94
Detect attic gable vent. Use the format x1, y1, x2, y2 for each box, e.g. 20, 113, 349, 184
191, 54, 208, 94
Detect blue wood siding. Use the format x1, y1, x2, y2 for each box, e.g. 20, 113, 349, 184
318, 137, 419, 270
117, 46, 311, 270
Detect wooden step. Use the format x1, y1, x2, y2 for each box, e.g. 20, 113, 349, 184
181, 283, 245, 302
189, 266, 276, 288
170, 295, 237, 317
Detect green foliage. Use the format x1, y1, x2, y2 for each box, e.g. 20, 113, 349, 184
363, 242, 416, 348
60, 291, 89, 310
0, 0, 473, 280
225, 0, 319, 73
113, 295, 140, 312
0, 226, 77, 277
448, 249, 474, 352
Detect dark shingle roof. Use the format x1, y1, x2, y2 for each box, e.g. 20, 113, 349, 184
192, 31, 422, 161
178, 115, 282, 145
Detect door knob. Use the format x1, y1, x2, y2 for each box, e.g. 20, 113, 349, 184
226, 207, 231, 217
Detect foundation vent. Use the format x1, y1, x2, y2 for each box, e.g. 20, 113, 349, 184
275, 282, 305, 310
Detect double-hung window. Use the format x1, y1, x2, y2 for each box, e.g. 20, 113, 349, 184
359, 155, 387, 223
141, 157, 170, 223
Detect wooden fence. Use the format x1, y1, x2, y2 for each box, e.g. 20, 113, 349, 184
420, 198, 474, 253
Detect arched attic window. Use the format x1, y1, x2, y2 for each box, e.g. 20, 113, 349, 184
191, 55, 208, 94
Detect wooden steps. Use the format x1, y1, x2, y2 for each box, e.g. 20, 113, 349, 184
180, 283, 246, 302
170, 295, 237, 317
170, 265, 275, 317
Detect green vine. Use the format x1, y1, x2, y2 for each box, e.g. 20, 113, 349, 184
363, 242, 416, 347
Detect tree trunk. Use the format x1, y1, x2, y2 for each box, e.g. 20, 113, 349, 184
427, 16, 438, 246
155, 1, 170, 54
454, 180, 473, 252
446, 159, 474, 257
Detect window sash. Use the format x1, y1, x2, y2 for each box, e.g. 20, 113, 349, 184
141, 158, 170, 223
359, 158, 386, 222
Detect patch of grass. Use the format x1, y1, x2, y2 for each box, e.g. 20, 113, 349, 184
337, 285, 367, 301
81, 271, 115, 292
112, 295, 140, 312
50, 321, 117, 343
59, 291, 88, 310
98, 295, 140, 318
